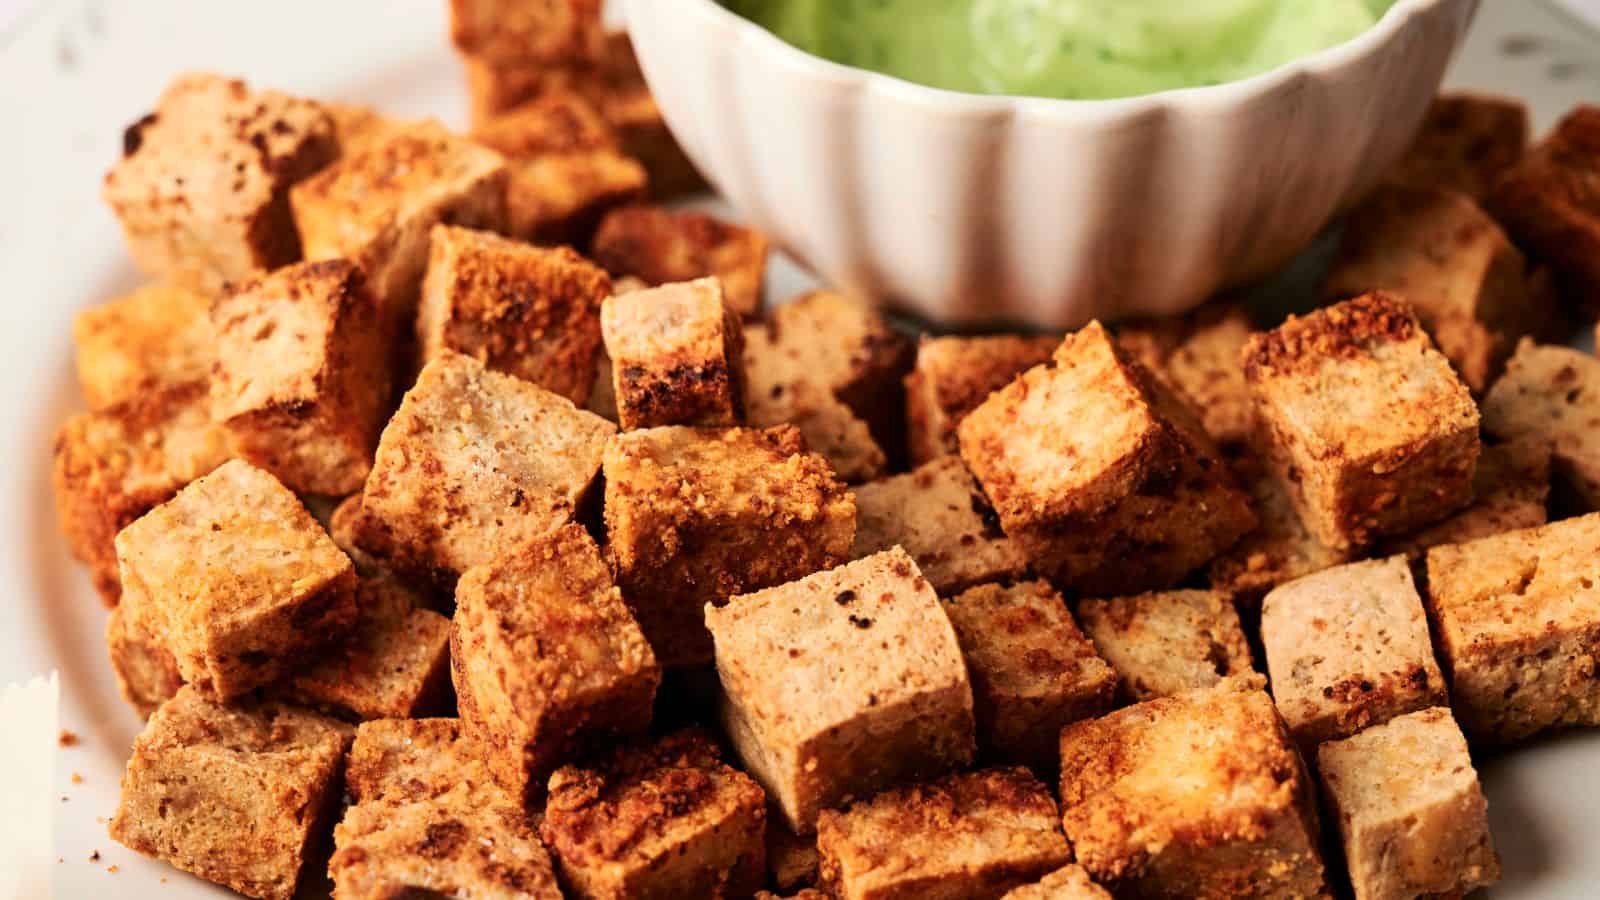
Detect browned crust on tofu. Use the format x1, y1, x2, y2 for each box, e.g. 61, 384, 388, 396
1243, 292, 1419, 380
592, 205, 771, 319
1488, 104, 1600, 292
72, 280, 215, 413
816, 766, 1071, 900
541, 729, 767, 898
601, 277, 747, 430
109, 687, 350, 900
904, 333, 1060, 465
448, 0, 607, 67
418, 225, 610, 404
1389, 92, 1530, 200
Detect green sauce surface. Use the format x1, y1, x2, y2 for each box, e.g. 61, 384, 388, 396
720, 0, 1397, 99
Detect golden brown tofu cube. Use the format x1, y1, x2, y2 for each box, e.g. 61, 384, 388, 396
418, 224, 610, 404
1207, 458, 1352, 607
52, 382, 229, 604
332, 718, 562, 899
115, 460, 358, 698
106, 604, 183, 719
102, 73, 337, 290
1381, 436, 1550, 559
1324, 184, 1549, 391
1389, 92, 1529, 200
1424, 513, 1600, 743
943, 580, 1115, 771
211, 259, 391, 496
850, 456, 1026, 595
601, 277, 747, 430
1076, 589, 1254, 704
324, 102, 419, 158
1117, 303, 1255, 450
570, 34, 709, 200
904, 333, 1061, 466
1260, 556, 1447, 750
452, 524, 660, 805
1058, 676, 1327, 899
285, 573, 452, 722
592, 205, 770, 319
1243, 293, 1479, 549
759, 290, 914, 451
817, 767, 1072, 900
961, 321, 1255, 595
604, 425, 855, 667
1317, 708, 1500, 900
1482, 339, 1600, 509
448, 0, 606, 68
541, 729, 767, 899
354, 351, 615, 584
290, 121, 508, 326
72, 280, 213, 412
1488, 104, 1600, 296
744, 322, 887, 483
110, 687, 350, 900
472, 90, 647, 244
707, 548, 976, 832
1002, 865, 1114, 900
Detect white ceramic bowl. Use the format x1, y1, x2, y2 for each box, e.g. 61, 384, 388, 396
623, 0, 1479, 328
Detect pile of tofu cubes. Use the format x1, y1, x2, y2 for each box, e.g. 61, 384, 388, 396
49, 2, 1600, 897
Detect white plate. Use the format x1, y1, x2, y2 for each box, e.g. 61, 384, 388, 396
2, 2, 1599, 898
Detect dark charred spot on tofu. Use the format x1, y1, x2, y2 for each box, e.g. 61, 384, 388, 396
419, 819, 468, 858
122, 113, 158, 157
848, 614, 873, 629
834, 590, 856, 606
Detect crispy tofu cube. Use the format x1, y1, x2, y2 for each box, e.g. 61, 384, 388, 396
1424, 513, 1600, 743
1207, 459, 1352, 607
1058, 676, 1326, 898
1076, 589, 1254, 704
1324, 184, 1547, 391
943, 580, 1115, 771
109, 687, 350, 900
586, 33, 709, 200
324, 102, 418, 157
353, 351, 615, 583
452, 524, 660, 804
1488, 104, 1600, 295
600, 277, 747, 429
960, 321, 1255, 595
115, 460, 358, 698
332, 718, 562, 899
849, 456, 1026, 595
745, 323, 887, 482
285, 573, 452, 721
592, 205, 770, 318
1389, 92, 1529, 200
1260, 556, 1447, 749
768, 820, 821, 893
102, 73, 337, 290
448, 0, 605, 68
603, 425, 855, 667
418, 225, 610, 404
1117, 304, 1255, 450
1381, 436, 1550, 558
1317, 708, 1499, 900
541, 729, 767, 899
52, 382, 229, 604
816, 767, 1071, 900
472, 91, 647, 244
904, 333, 1060, 466
707, 548, 976, 831
72, 280, 213, 412
758, 290, 914, 451
1002, 865, 1113, 900
106, 604, 183, 718
290, 122, 508, 326
1483, 339, 1600, 508
462, 55, 560, 127
1242, 293, 1479, 549
211, 259, 391, 496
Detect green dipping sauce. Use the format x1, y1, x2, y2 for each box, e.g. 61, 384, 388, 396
720, 0, 1398, 99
